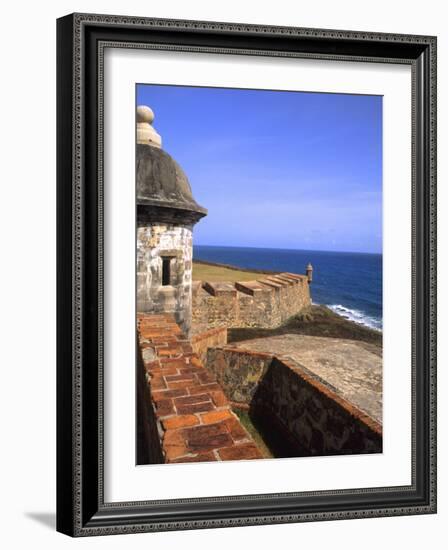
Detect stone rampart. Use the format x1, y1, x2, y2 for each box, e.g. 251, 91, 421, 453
205, 346, 382, 457
205, 347, 273, 404
136, 313, 263, 464
192, 272, 311, 330
191, 326, 228, 363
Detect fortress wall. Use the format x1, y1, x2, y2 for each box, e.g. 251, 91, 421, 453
252, 356, 382, 456
191, 326, 228, 363
236, 287, 280, 328
192, 273, 311, 330
274, 275, 311, 323
205, 347, 273, 404
205, 347, 382, 456
136, 313, 263, 464
192, 282, 239, 328
136, 337, 165, 465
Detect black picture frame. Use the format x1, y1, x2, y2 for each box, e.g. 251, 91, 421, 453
56, 13, 437, 537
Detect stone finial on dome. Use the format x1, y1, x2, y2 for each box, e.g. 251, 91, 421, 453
137, 105, 162, 148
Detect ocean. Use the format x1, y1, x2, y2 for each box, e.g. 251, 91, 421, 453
193, 245, 382, 331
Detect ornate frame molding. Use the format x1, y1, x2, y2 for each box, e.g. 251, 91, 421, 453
56, 13, 437, 536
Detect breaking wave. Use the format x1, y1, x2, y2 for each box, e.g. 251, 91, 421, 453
327, 304, 382, 331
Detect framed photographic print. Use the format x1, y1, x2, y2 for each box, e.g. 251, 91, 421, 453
56, 13, 437, 536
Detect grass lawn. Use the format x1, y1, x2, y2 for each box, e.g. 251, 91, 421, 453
192, 261, 269, 282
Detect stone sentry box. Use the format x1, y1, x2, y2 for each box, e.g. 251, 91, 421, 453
136, 106, 207, 336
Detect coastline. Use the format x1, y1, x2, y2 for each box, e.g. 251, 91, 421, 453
228, 304, 382, 348
192, 259, 382, 340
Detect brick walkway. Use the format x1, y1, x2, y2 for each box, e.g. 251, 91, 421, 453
138, 313, 263, 463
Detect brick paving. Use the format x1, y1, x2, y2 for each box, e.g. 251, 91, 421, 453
137, 313, 263, 463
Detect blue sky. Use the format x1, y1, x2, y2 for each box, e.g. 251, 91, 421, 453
137, 84, 382, 254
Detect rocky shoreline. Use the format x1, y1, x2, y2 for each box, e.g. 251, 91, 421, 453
228, 304, 382, 348
192, 259, 381, 347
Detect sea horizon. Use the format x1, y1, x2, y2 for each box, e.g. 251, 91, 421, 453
193, 244, 383, 331
194, 243, 382, 257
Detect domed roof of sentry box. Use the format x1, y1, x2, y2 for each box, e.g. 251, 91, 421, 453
136, 105, 207, 225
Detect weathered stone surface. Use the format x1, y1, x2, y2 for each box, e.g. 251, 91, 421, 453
234, 280, 266, 296
204, 339, 382, 457
170, 451, 217, 463
137, 224, 193, 335
218, 443, 262, 461
136, 312, 264, 464
190, 326, 228, 363
250, 356, 382, 456
232, 334, 382, 422
203, 281, 237, 297
137, 106, 162, 148
162, 414, 200, 430
191, 280, 202, 298
136, 142, 207, 221
205, 347, 272, 404
192, 273, 310, 331
200, 409, 233, 424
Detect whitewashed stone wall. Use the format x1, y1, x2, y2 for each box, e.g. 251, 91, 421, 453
137, 223, 193, 335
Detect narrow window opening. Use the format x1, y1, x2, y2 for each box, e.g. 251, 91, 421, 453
161, 257, 172, 286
